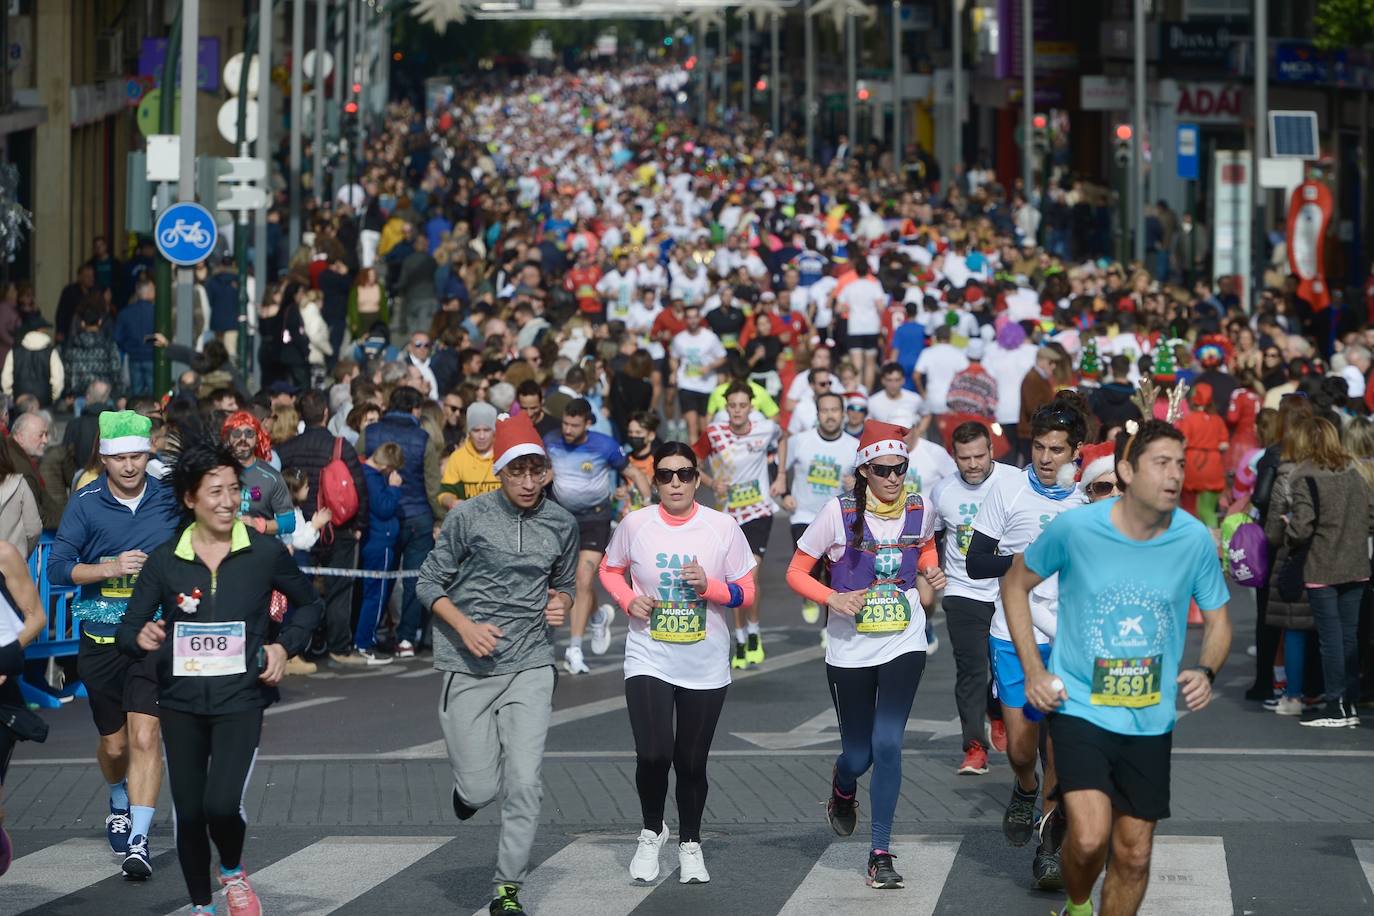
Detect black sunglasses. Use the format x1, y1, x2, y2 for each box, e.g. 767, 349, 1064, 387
1087, 480, 1118, 497
654, 467, 700, 485
866, 461, 909, 479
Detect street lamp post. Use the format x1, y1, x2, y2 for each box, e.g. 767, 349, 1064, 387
289, 0, 304, 256
892, 0, 901, 172
770, 12, 780, 135
804, 0, 815, 159
1132, 0, 1146, 264
1021, 0, 1033, 199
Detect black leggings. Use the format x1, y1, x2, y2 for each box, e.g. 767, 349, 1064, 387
161, 707, 263, 906
0, 672, 22, 786
624, 675, 728, 843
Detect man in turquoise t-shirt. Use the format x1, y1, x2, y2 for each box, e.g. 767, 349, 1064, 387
1002, 420, 1232, 916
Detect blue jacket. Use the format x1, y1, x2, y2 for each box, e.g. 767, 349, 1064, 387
48, 473, 182, 635
363, 412, 432, 524
114, 299, 156, 361
362, 464, 402, 549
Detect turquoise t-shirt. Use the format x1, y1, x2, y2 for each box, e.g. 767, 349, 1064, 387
1024, 500, 1229, 737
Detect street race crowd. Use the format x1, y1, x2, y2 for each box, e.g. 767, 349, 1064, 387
0, 61, 1372, 916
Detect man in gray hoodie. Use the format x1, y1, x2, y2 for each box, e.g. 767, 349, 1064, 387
417, 411, 576, 916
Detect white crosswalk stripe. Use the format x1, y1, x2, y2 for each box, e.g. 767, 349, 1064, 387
0, 838, 122, 913
1352, 839, 1374, 897
468, 837, 656, 916
1092, 835, 1234, 915
164, 836, 451, 916
778, 835, 962, 915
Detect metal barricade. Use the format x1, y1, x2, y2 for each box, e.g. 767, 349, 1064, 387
22, 532, 87, 708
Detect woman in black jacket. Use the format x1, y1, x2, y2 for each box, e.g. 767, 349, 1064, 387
117, 438, 322, 916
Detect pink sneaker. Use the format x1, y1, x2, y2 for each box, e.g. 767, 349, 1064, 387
219, 870, 262, 916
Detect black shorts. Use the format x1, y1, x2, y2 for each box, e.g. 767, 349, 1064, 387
678, 389, 710, 416
1050, 713, 1173, 822
78, 633, 160, 736
577, 518, 612, 554
847, 333, 880, 352
740, 516, 773, 558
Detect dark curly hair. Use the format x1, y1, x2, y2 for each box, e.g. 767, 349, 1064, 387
171, 435, 243, 513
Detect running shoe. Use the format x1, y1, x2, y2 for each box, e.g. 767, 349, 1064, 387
745, 632, 765, 666
957, 741, 990, 775
989, 718, 1008, 754
1300, 701, 1350, 728
220, 870, 262, 916
589, 604, 614, 655
801, 600, 821, 624
121, 833, 152, 879
329, 651, 370, 667
563, 645, 590, 675
106, 807, 131, 855
826, 771, 858, 836
356, 647, 394, 665
866, 851, 903, 889
489, 883, 525, 914
453, 787, 478, 821
394, 640, 417, 660
926, 631, 940, 655
0, 825, 12, 877
1058, 905, 1095, 916
1274, 696, 1304, 716
1262, 695, 1283, 710
1033, 810, 1066, 891
1344, 700, 1360, 728
1002, 779, 1039, 846
731, 640, 748, 670
630, 823, 670, 882
677, 841, 710, 883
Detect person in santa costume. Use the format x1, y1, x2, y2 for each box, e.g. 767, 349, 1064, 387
1076, 440, 1120, 503
785, 419, 946, 890
416, 412, 578, 916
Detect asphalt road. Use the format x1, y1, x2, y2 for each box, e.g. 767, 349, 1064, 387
4, 518, 1374, 915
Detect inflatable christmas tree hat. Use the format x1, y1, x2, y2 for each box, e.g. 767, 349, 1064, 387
1079, 335, 1103, 383
1151, 338, 1178, 384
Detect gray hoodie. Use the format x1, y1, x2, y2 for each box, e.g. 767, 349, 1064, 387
417, 487, 578, 676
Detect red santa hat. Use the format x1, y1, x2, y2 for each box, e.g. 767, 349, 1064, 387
856, 420, 910, 466
491, 413, 546, 474
1077, 440, 1117, 488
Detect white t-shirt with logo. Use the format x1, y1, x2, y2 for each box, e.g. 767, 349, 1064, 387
930, 462, 1015, 603
972, 470, 1086, 645
915, 343, 971, 414
837, 277, 888, 336
671, 328, 727, 394
697, 419, 782, 524
797, 497, 936, 668
902, 437, 957, 499
606, 505, 757, 690
785, 429, 860, 525
868, 388, 924, 427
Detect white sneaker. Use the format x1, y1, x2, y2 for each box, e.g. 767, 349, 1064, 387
563, 645, 590, 675
926, 634, 940, 655
678, 841, 710, 884
1275, 696, 1305, 716
589, 604, 614, 655
629, 823, 670, 882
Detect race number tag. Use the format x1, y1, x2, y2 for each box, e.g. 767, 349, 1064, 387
855, 587, 911, 635
99, 556, 135, 599
650, 600, 707, 643
727, 480, 763, 510
806, 459, 840, 492
173, 621, 247, 677
1090, 655, 1162, 707
956, 524, 974, 556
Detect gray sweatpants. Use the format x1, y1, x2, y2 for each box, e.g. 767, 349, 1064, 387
439, 665, 555, 893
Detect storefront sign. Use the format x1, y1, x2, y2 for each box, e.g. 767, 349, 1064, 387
138, 38, 221, 93
1174, 83, 1243, 123
1161, 21, 1241, 68
1274, 42, 1351, 85
1080, 75, 1129, 111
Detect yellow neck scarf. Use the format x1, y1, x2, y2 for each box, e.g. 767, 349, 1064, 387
867, 493, 906, 520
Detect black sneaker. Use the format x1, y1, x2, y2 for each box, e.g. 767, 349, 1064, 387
866, 851, 903, 889
489, 883, 524, 914
826, 771, 858, 837
1300, 700, 1350, 728
1343, 700, 1361, 728
1003, 778, 1039, 846
1032, 841, 1064, 890
453, 787, 478, 821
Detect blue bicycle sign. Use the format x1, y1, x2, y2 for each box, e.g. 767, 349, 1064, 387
155, 201, 218, 266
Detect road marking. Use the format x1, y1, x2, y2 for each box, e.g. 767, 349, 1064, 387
778, 834, 961, 915
173, 836, 450, 916
734, 709, 964, 749
0, 838, 121, 914
468, 837, 657, 916
264, 696, 344, 717
395, 667, 440, 678
1093, 835, 1232, 915
1353, 840, 1374, 898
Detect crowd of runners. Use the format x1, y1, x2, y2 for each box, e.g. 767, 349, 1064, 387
2, 58, 1373, 916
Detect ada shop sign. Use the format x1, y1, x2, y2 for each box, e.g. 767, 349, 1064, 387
1174, 83, 1243, 123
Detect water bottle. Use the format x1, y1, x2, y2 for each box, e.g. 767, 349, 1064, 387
1022, 678, 1063, 723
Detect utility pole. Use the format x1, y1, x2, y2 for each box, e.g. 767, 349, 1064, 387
289, 0, 304, 256
697, 18, 707, 126
1253, 0, 1267, 308
952, 0, 962, 175
718, 12, 727, 116
153, 6, 182, 395
1021, 0, 1033, 199
252, 0, 272, 373
313, 0, 326, 205
234, 14, 258, 380
176, 0, 199, 359
1132, 0, 1146, 263
892, 0, 902, 172
742, 12, 750, 115
804, 0, 815, 159
846, 13, 857, 144
770, 12, 780, 135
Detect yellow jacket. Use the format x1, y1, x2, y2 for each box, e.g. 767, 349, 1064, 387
440, 440, 498, 502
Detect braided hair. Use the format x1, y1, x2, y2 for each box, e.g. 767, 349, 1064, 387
849, 468, 870, 548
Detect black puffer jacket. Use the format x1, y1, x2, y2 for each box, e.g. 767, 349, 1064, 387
116, 522, 323, 715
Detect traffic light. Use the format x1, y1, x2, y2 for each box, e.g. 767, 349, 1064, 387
1031, 113, 1049, 155
663, 36, 673, 47
856, 81, 870, 102
684, 55, 697, 71
1113, 123, 1133, 168
755, 78, 767, 92
196, 156, 269, 226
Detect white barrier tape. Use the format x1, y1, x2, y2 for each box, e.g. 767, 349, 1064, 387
297, 566, 422, 579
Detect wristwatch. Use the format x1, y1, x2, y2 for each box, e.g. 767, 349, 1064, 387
1193, 665, 1216, 684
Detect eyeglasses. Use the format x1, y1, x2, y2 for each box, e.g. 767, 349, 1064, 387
226, 428, 256, 440
411, 341, 432, 350
654, 466, 700, 485
443, 402, 463, 412
866, 461, 909, 479
501, 465, 547, 481
1086, 480, 1119, 497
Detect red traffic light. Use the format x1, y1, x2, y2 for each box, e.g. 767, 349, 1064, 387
1032, 114, 1047, 130
352, 82, 362, 95
684, 55, 697, 71
857, 87, 870, 101
1115, 123, 1133, 141
755, 78, 767, 92
344, 101, 359, 114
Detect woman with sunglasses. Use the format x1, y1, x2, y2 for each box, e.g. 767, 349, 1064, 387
1076, 440, 1119, 503
784, 420, 945, 890
598, 442, 757, 886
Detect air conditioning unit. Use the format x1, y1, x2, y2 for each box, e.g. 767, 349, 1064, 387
96, 29, 124, 78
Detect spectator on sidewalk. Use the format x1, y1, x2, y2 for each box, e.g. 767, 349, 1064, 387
114, 276, 156, 397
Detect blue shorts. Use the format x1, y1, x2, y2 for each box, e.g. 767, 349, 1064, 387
989, 636, 1052, 711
